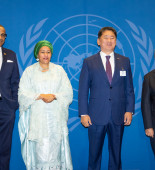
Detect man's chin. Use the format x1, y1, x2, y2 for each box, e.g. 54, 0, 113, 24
0, 42, 4, 47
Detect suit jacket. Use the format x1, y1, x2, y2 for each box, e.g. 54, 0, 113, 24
78, 52, 135, 125
141, 70, 155, 129
0, 47, 19, 112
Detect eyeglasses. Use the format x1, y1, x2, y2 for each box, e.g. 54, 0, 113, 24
0, 33, 7, 38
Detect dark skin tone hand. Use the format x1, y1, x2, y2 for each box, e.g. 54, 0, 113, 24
36, 94, 56, 103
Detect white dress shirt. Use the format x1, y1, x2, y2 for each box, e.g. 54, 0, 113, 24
100, 51, 115, 77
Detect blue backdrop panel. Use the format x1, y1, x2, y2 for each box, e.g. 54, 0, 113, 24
0, 0, 155, 169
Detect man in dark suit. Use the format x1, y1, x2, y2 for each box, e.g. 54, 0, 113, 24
0, 25, 19, 170
141, 70, 155, 156
78, 27, 135, 170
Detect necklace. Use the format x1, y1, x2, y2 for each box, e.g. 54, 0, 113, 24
39, 65, 49, 72
41, 67, 49, 70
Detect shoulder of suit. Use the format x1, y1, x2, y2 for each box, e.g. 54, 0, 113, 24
144, 69, 155, 79
84, 52, 100, 62
84, 52, 130, 62
115, 53, 129, 61
3, 47, 16, 55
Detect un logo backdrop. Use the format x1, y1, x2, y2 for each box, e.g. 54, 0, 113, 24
16, 14, 155, 169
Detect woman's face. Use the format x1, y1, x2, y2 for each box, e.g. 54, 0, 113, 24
38, 46, 52, 65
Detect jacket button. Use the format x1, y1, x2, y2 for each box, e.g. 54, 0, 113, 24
109, 98, 111, 101
110, 86, 112, 89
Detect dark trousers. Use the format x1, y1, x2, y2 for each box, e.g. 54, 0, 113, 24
88, 119, 124, 170
0, 102, 15, 170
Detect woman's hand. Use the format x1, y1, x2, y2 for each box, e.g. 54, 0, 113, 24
37, 94, 56, 103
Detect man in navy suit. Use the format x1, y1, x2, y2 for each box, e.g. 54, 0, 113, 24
78, 27, 135, 170
0, 25, 19, 170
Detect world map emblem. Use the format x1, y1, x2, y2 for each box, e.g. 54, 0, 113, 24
45, 14, 135, 131
18, 14, 154, 131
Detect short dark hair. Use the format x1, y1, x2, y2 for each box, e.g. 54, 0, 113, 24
98, 27, 117, 39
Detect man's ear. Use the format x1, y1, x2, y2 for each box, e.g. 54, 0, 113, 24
97, 38, 100, 46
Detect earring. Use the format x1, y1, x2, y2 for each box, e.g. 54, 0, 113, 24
36, 58, 39, 61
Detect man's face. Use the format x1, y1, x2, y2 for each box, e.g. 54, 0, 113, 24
0, 27, 6, 47
97, 30, 116, 54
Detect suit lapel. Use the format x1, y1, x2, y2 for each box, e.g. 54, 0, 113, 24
95, 52, 110, 85
1, 47, 7, 71
111, 53, 121, 85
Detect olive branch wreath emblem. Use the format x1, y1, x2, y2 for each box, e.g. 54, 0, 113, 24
17, 18, 154, 130
126, 20, 154, 116
18, 18, 48, 73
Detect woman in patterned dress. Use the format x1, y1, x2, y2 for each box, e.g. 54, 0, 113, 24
18, 40, 73, 170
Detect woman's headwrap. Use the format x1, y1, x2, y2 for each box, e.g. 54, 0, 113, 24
34, 40, 53, 59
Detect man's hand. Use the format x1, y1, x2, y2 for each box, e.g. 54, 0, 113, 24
145, 128, 154, 138
37, 94, 56, 103
124, 112, 132, 126
81, 115, 92, 127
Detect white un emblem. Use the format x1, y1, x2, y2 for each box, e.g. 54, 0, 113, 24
44, 14, 135, 131
19, 14, 137, 131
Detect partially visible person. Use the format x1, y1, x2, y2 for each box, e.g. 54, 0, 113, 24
141, 70, 155, 156
18, 40, 73, 169
0, 24, 20, 170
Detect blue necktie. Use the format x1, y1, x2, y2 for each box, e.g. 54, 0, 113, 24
106, 55, 112, 84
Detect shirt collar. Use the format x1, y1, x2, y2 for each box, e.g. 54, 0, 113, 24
100, 51, 114, 59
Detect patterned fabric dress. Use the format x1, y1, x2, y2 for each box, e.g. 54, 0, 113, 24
18, 62, 73, 170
